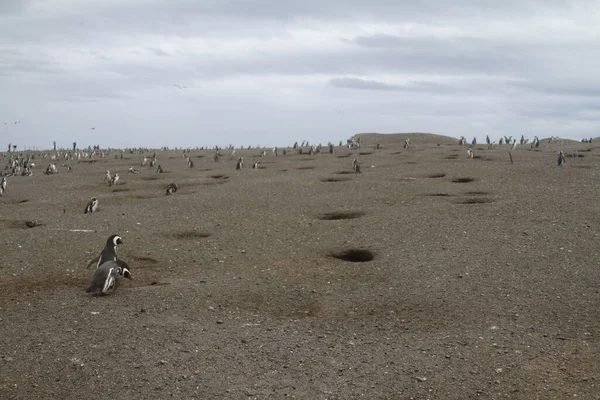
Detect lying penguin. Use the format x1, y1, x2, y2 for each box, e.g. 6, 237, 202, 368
86, 261, 132, 295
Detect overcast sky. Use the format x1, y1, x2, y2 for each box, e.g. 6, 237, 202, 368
1, 0, 599, 149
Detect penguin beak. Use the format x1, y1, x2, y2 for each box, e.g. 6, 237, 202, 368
122, 268, 132, 280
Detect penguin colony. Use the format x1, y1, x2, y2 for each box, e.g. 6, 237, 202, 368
0, 136, 583, 297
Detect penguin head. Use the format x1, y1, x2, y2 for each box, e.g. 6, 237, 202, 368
121, 267, 132, 280
91, 197, 97, 202
107, 234, 123, 246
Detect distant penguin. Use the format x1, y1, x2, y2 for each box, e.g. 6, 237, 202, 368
87, 234, 123, 269
84, 197, 98, 214
558, 151, 565, 166
166, 183, 178, 195
188, 158, 194, 168
104, 170, 111, 184
252, 161, 259, 169
110, 173, 119, 186
352, 158, 361, 173
156, 164, 163, 173
1, 176, 6, 194
236, 157, 244, 170
86, 261, 132, 295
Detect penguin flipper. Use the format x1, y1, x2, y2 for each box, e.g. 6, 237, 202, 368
86, 254, 100, 269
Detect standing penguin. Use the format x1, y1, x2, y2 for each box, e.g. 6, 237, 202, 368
0, 176, 6, 196
86, 261, 132, 295
236, 157, 244, 170
110, 173, 119, 186
558, 151, 566, 166
86, 234, 124, 269
104, 170, 112, 184
84, 197, 99, 213
252, 161, 259, 169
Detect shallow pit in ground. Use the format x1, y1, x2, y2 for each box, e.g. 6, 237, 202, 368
317, 211, 365, 220
167, 231, 212, 239
329, 249, 375, 262
456, 197, 494, 204
452, 177, 475, 183
320, 177, 350, 182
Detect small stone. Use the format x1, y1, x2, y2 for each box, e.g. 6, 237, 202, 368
216, 320, 224, 324
416, 377, 427, 382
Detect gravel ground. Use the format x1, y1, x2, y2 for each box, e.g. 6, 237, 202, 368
0, 133, 598, 399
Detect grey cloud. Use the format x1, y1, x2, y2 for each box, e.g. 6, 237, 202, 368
328, 77, 464, 94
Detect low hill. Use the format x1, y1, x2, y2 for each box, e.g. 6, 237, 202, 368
354, 132, 458, 146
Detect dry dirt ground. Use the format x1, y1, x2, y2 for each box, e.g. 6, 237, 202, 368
0, 133, 598, 399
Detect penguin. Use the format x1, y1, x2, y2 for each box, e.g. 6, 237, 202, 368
84, 197, 98, 213
156, 164, 163, 173
166, 182, 178, 195
558, 151, 565, 166
467, 147, 474, 159
87, 234, 123, 269
352, 158, 358, 173
110, 173, 119, 186
104, 170, 111, 184
86, 260, 132, 295
1, 176, 6, 193
236, 157, 244, 170
187, 158, 194, 168
252, 161, 259, 169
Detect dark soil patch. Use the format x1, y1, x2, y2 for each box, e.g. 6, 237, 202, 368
445, 154, 459, 159
452, 177, 475, 183
320, 177, 350, 182
406, 161, 418, 164
465, 191, 490, 195
112, 188, 132, 192
335, 171, 354, 175
329, 249, 375, 262
456, 197, 495, 204
78, 160, 99, 164
359, 152, 372, 156
297, 166, 315, 170
1, 220, 41, 229
130, 256, 159, 264
337, 154, 353, 158
317, 211, 365, 221
426, 193, 452, 197
198, 168, 212, 171
168, 231, 212, 239
566, 153, 584, 158
0, 276, 89, 299
141, 176, 160, 180
211, 175, 229, 179
428, 173, 446, 178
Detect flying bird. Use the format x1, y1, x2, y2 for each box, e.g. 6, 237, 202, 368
91, 127, 95, 130
174, 85, 187, 89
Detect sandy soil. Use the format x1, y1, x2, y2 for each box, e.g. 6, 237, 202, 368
0, 133, 598, 399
